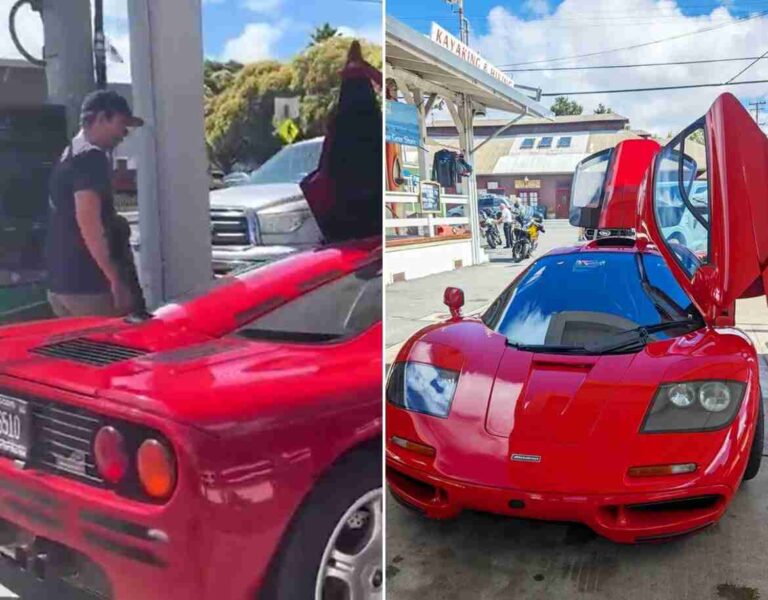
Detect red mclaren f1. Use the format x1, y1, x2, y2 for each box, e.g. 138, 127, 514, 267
386, 93, 768, 544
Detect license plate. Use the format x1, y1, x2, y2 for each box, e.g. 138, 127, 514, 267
0, 394, 31, 460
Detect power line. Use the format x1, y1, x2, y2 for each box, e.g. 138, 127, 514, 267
726, 48, 768, 83
497, 9, 768, 68
540, 78, 768, 96
749, 100, 767, 122
503, 56, 767, 72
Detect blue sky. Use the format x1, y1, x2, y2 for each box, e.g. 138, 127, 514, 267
386, 0, 768, 135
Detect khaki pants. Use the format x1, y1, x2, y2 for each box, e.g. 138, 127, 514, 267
47, 291, 119, 318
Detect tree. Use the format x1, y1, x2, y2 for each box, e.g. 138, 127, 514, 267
594, 103, 612, 114
291, 36, 382, 138
550, 96, 583, 116
205, 61, 293, 172
310, 23, 340, 45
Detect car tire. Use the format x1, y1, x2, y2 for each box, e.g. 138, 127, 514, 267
743, 393, 764, 481
260, 443, 383, 600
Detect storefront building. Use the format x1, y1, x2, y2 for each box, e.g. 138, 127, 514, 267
426, 113, 651, 219
385, 17, 551, 284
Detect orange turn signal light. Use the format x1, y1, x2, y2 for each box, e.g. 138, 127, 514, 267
391, 435, 436, 457
628, 463, 697, 478
137, 439, 177, 500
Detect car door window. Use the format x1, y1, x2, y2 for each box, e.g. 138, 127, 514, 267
653, 125, 710, 278
238, 262, 381, 343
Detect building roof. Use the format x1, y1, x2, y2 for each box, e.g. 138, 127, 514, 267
386, 17, 552, 117
430, 112, 629, 130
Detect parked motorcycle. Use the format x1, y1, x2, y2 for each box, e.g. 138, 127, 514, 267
480, 208, 503, 249
512, 215, 545, 262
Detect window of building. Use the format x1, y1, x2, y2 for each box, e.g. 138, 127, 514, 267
538, 137, 553, 148
520, 138, 535, 149
557, 137, 572, 148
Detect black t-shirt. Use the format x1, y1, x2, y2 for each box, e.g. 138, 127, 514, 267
45, 148, 118, 294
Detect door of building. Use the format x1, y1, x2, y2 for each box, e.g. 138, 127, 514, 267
555, 189, 570, 219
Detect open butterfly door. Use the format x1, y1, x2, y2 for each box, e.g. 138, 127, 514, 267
638, 93, 768, 326
570, 139, 660, 231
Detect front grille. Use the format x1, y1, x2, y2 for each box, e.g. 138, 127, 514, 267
31, 402, 104, 485
210, 208, 251, 246
31, 338, 148, 367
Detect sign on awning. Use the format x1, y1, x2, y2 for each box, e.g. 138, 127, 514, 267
386, 101, 421, 147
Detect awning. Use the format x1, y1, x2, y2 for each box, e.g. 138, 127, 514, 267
386, 16, 552, 117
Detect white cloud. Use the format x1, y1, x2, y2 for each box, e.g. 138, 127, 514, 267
103, 0, 128, 20
222, 22, 285, 62
337, 24, 383, 45
0, 0, 44, 60
242, 0, 283, 14
472, 0, 768, 136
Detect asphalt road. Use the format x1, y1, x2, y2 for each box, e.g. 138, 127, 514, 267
385, 222, 768, 600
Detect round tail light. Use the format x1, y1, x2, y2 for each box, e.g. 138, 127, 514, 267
137, 439, 177, 500
94, 426, 129, 484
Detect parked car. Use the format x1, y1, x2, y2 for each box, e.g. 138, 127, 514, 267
221, 171, 252, 187
0, 206, 382, 599
209, 138, 324, 274
386, 94, 766, 544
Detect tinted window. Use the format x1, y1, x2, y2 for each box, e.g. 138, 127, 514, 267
520, 138, 535, 149
484, 252, 693, 347
653, 124, 709, 278
238, 262, 381, 342
538, 137, 553, 148
249, 140, 323, 185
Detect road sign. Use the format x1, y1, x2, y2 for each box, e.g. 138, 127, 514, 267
277, 119, 300, 144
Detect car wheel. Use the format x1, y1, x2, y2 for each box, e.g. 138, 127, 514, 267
260, 445, 383, 600
743, 393, 764, 481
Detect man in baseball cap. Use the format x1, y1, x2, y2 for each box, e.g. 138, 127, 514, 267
45, 89, 145, 318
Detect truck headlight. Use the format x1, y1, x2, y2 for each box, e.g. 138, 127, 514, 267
257, 209, 311, 234
642, 380, 746, 433
387, 362, 459, 418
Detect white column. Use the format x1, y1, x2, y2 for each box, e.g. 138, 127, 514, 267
127, 0, 212, 308
461, 96, 485, 265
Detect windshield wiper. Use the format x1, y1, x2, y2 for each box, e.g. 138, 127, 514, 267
507, 341, 587, 354
585, 318, 702, 354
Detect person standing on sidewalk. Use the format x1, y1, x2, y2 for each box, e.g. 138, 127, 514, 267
499, 201, 514, 248
45, 90, 145, 317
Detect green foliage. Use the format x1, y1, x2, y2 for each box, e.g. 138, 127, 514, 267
594, 103, 612, 114
310, 23, 340, 45
203, 37, 382, 172
550, 96, 583, 116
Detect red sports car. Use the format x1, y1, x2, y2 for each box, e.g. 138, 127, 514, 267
386, 93, 768, 544
0, 236, 382, 599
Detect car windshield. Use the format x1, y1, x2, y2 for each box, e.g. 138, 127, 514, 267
483, 251, 699, 350
249, 140, 323, 185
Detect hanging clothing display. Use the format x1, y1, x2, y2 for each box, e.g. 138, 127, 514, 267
432, 149, 473, 189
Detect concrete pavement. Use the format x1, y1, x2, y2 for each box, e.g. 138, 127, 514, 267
385, 221, 768, 600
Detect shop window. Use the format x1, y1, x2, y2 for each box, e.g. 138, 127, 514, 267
557, 137, 572, 148
520, 138, 535, 149
538, 137, 553, 148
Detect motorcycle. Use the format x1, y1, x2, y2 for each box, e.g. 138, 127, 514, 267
512, 215, 545, 262
480, 208, 503, 249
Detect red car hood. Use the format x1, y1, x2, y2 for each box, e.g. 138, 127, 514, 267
391, 319, 757, 494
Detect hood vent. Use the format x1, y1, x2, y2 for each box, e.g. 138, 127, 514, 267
32, 338, 149, 367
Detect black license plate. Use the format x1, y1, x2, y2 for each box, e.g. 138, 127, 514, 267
0, 394, 31, 460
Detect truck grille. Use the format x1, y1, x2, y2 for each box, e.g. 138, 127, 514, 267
210, 208, 252, 246
31, 402, 104, 485
32, 338, 148, 367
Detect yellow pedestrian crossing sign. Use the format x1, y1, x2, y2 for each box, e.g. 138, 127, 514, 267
278, 119, 300, 144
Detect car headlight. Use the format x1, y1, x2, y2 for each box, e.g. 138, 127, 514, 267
642, 380, 746, 433
257, 209, 311, 234
387, 362, 459, 418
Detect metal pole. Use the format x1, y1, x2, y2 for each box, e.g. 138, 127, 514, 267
93, 0, 107, 89
458, 0, 469, 44
39, 0, 95, 135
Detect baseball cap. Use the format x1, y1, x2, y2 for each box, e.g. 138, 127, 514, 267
81, 89, 144, 127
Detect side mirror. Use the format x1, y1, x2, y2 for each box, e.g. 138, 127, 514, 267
443, 287, 465, 319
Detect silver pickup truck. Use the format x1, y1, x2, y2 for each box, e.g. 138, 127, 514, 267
209, 137, 324, 274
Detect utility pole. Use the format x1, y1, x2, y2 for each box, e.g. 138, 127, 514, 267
749, 100, 766, 124
93, 0, 107, 89
37, 0, 95, 135
458, 0, 469, 44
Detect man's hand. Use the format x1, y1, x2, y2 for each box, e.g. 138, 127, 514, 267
110, 278, 134, 314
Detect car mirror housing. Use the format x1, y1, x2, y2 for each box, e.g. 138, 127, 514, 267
444, 287, 465, 318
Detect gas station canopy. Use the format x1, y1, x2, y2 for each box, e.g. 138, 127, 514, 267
386, 16, 553, 117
